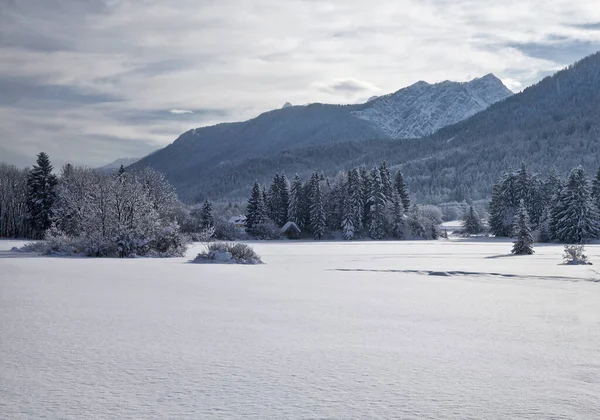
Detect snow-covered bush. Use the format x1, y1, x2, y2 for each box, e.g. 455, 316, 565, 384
193, 242, 263, 264
214, 217, 243, 241
251, 221, 281, 240
44, 166, 188, 258
563, 245, 592, 265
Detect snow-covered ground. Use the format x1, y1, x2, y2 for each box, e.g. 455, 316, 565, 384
1, 239, 599, 419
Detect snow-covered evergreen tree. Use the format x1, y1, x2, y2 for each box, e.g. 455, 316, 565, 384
288, 174, 302, 227
26, 152, 58, 238
379, 161, 393, 202
341, 194, 355, 240
462, 206, 483, 235
551, 166, 600, 243
368, 167, 387, 239
391, 191, 405, 239
200, 198, 214, 230
246, 182, 267, 235
489, 172, 518, 237
267, 173, 290, 226
394, 170, 410, 212
308, 173, 326, 239
347, 168, 364, 234
359, 165, 372, 228
591, 166, 600, 211
512, 200, 534, 255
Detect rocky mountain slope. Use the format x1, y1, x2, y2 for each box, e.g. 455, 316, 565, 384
131, 75, 512, 202
352, 74, 512, 138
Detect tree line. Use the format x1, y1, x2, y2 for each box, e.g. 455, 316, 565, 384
489, 163, 600, 244
244, 162, 441, 240
0, 153, 187, 257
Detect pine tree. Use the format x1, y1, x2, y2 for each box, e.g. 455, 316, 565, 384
117, 164, 126, 177
26, 152, 58, 238
357, 165, 372, 228
246, 182, 267, 235
309, 173, 326, 239
368, 167, 387, 239
489, 172, 518, 237
552, 166, 600, 243
462, 206, 483, 235
341, 194, 355, 240
512, 200, 534, 255
347, 168, 364, 234
288, 174, 302, 227
591, 166, 600, 210
277, 174, 290, 226
379, 161, 393, 202
200, 198, 214, 230
407, 204, 426, 239
391, 191, 405, 239
394, 170, 410, 212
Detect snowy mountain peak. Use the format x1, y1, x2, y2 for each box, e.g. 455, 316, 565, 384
352, 74, 513, 139
282, 102, 293, 109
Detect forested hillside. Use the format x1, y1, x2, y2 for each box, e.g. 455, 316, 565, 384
188, 51, 600, 203
131, 76, 511, 202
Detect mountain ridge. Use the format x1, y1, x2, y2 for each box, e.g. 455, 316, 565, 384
131, 74, 512, 202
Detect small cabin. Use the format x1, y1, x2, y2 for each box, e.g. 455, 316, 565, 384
280, 221, 301, 239
229, 215, 247, 228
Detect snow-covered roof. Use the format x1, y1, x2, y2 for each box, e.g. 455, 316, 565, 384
229, 215, 247, 224
281, 221, 301, 233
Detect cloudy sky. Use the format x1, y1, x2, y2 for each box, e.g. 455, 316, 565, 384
2, 0, 600, 168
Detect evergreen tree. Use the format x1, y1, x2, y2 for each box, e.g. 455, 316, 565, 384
200, 198, 214, 230
407, 204, 426, 239
347, 168, 364, 234
117, 164, 126, 177
368, 167, 387, 239
394, 170, 410, 212
359, 165, 372, 227
462, 206, 483, 235
277, 174, 290, 226
379, 161, 393, 202
512, 200, 534, 255
489, 172, 518, 237
391, 191, 405, 239
288, 174, 303, 227
246, 182, 267, 235
308, 173, 326, 239
591, 166, 600, 210
341, 194, 355, 240
26, 152, 58, 238
552, 166, 600, 243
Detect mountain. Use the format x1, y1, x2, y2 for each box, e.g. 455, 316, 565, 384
201, 51, 600, 204
98, 157, 141, 173
132, 75, 512, 202
352, 74, 512, 138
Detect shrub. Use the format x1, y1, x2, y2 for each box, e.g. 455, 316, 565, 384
563, 245, 592, 265
214, 217, 243, 241
193, 242, 263, 264
251, 221, 281, 240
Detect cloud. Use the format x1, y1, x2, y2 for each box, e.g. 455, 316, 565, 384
169, 109, 194, 114
2, 0, 600, 167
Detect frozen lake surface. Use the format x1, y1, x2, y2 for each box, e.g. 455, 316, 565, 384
1, 239, 600, 419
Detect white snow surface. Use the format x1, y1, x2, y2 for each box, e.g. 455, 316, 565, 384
1, 239, 599, 419
353, 74, 513, 139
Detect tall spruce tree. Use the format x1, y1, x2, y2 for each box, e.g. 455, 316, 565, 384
246, 182, 267, 235
277, 174, 290, 226
391, 191, 405, 239
591, 166, 600, 211
309, 173, 326, 239
462, 206, 483, 235
552, 166, 600, 243
341, 194, 355, 240
369, 167, 387, 239
347, 168, 364, 234
200, 198, 214, 230
288, 174, 303, 227
379, 161, 393, 202
394, 170, 410, 212
26, 152, 58, 237
359, 165, 372, 228
512, 200, 534, 255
